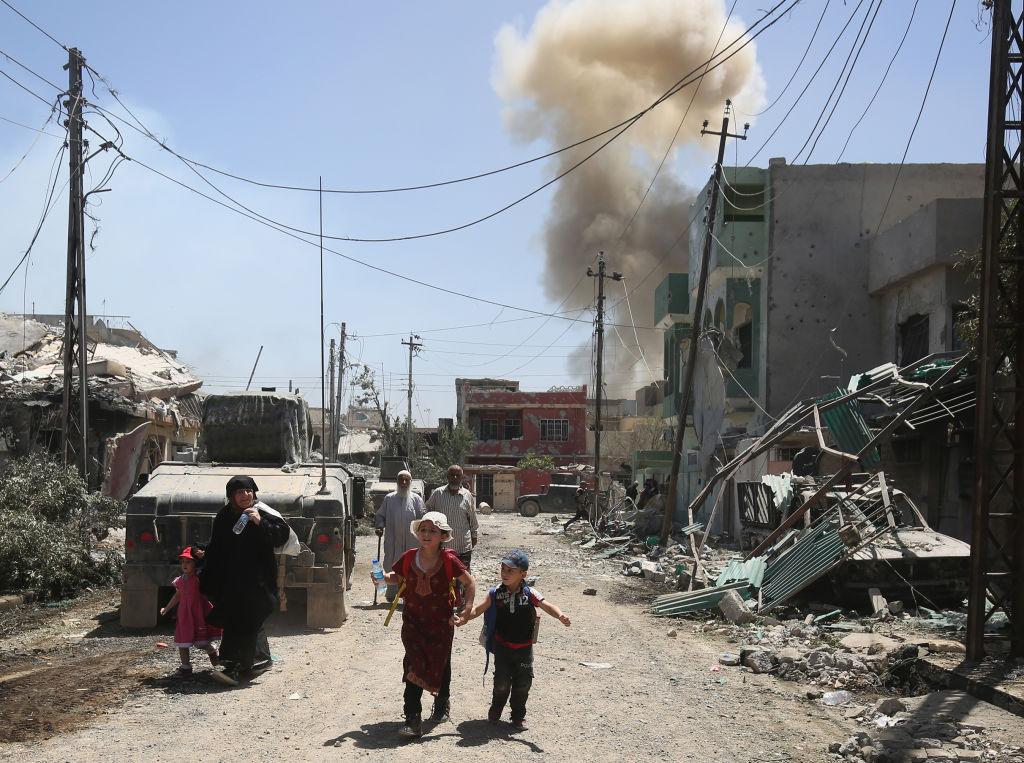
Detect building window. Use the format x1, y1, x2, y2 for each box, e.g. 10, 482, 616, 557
774, 446, 800, 462
539, 419, 569, 442
480, 416, 500, 441
723, 183, 765, 223
733, 302, 753, 369
504, 415, 522, 440
898, 314, 929, 365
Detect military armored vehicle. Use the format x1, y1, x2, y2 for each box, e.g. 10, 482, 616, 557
120, 392, 361, 629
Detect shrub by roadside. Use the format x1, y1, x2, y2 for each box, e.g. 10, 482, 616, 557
0, 454, 125, 598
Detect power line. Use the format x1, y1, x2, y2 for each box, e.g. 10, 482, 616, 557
84, 12, 786, 247
0, 110, 63, 137
73, 0, 798, 198
740, 0, 831, 118
0, 46, 64, 92
836, 0, 920, 161
0, 0, 68, 51
874, 0, 957, 232
0, 105, 57, 185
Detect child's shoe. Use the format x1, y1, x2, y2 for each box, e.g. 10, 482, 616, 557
429, 699, 449, 722
511, 718, 527, 730
175, 664, 193, 676
487, 708, 501, 724
398, 716, 422, 739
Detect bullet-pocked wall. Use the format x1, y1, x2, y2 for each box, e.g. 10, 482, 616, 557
764, 160, 984, 414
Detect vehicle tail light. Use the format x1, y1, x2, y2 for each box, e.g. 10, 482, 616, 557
316, 533, 330, 545
140, 531, 155, 543
125, 539, 135, 549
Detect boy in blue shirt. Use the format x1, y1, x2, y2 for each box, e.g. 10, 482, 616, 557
454, 549, 570, 729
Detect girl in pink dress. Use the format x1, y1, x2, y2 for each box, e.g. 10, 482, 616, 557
160, 546, 221, 675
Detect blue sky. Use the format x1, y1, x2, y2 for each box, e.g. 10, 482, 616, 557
0, 0, 992, 422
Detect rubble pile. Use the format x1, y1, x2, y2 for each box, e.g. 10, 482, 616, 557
828, 711, 1023, 762
700, 618, 930, 693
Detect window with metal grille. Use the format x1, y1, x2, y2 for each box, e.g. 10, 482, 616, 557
504, 415, 522, 440
897, 314, 929, 365
480, 417, 500, 441
539, 419, 569, 442
723, 183, 765, 223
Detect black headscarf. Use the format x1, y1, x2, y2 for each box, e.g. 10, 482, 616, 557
225, 475, 259, 499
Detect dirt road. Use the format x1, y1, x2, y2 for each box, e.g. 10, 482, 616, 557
2, 512, 863, 762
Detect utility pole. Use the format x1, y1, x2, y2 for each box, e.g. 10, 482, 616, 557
401, 334, 422, 460
335, 322, 347, 445
328, 337, 336, 457
587, 252, 622, 526
659, 100, 748, 547
61, 47, 89, 479
968, 0, 1024, 660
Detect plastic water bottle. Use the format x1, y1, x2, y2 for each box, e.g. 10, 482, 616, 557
232, 512, 249, 535
371, 559, 387, 595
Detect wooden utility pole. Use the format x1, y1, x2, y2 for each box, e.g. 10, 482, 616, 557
61, 47, 89, 479
659, 100, 748, 546
587, 252, 622, 525
401, 334, 422, 459
245, 345, 264, 391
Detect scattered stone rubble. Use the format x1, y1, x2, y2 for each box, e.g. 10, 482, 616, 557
827, 710, 1023, 762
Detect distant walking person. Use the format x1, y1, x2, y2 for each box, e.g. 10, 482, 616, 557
563, 483, 593, 530
425, 465, 478, 570
374, 470, 425, 602
625, 481, 639, 503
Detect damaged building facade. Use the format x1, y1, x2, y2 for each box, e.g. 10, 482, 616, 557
456, 378, 589, 510
0, 313, 203, 498
652, 160, 983, 540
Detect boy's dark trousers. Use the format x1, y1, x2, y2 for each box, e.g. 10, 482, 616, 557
403, 655, 451, 720
490, 644, 534, 722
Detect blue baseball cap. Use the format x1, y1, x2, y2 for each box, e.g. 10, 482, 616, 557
501, 550, 529, 571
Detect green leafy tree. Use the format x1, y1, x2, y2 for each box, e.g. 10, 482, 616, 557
0, 454, 125, 598
431, 425, 475, 474
516, 451, 556, 472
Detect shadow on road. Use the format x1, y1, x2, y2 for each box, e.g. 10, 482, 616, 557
455, 719, 544, 753
322, 718, 543, 752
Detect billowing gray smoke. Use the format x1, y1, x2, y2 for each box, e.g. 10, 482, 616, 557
494, 0, 764, 396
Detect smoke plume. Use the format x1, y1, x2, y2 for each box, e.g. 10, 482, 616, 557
494, 0, 764, 397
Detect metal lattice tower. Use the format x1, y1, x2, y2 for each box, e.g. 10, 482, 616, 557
967, 0, 1024, 660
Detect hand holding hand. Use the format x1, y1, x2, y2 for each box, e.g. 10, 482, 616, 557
159, 607, 167, 616
558, 613, 571, 627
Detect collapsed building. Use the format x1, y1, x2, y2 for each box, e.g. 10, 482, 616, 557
0, 313, 202, 497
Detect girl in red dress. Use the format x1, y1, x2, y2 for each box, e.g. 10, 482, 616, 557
161, 546, 221, 676
376, 511, 476, 738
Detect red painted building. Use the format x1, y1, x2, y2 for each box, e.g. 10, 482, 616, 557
458, 382, 589, 466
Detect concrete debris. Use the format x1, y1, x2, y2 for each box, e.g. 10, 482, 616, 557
583, 588, 597, 596
827, 704, 1024, 763
718, 589, 755, 625
717, 652, 740, 666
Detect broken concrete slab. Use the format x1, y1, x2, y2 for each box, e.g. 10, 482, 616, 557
926, 639, 967, 654
873, 697, 908, 716
718, 589, 755, 625
839, 632, 902, 653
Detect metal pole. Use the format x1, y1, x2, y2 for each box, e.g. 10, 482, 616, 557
659, 101, 747, 546
245, 345, 264, 391
318, 177, 327, 490
335, 321, 347, 443
328, 337, 336, 455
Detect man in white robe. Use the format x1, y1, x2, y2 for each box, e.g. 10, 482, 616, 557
373, 470, 425, 602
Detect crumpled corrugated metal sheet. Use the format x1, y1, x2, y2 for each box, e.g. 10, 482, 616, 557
818, 391, 880, 468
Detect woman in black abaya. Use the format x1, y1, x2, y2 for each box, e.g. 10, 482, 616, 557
201, 475, 290, 686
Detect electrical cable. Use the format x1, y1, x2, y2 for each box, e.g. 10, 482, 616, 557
836, 0, 920, 161
874, 0, 957, 233
0, 105, 57, 185
0, 47, 64, 92
85, 13, 789, 247
741, 0, 831, 118
0, 0, 67, 50
0, 140, 68, 296
796, 0, 884, 164
0, 65, 57, 108
76, 0, 798, 197
0, 111, 63, 137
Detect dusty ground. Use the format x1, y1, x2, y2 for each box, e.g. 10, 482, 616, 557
0, 512, 1019, 762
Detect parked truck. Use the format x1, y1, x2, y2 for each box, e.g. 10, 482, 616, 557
368, 455, 425, 511
120, 392, 362, 629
